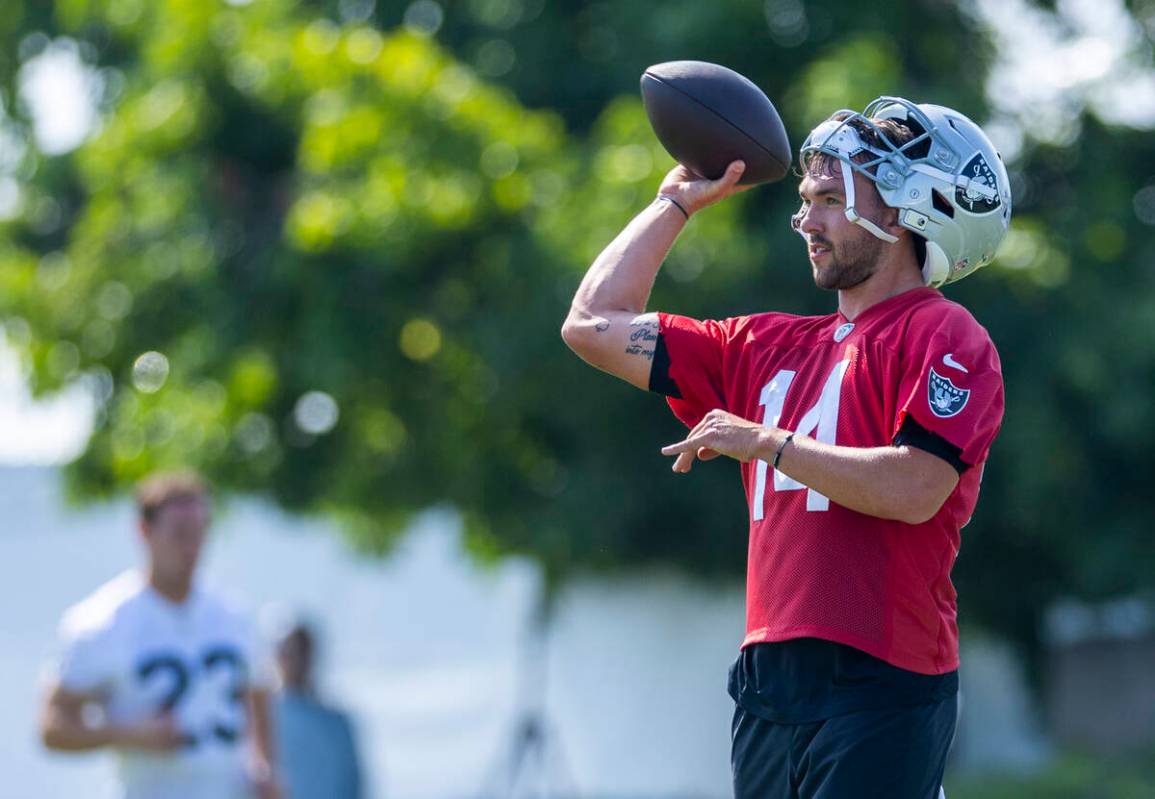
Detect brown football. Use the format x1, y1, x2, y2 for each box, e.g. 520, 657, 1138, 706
641, 61, 791, 185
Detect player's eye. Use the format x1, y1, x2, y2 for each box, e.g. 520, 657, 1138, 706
824, 196, 842, 206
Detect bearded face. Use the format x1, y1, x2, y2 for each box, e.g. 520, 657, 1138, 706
808, 222, 888, 291
794, 158, 899, 292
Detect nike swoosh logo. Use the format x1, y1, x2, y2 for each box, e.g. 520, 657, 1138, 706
942, 353, 969, 373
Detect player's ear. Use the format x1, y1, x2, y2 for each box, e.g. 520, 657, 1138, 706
864, 188, 910, 254
880, 204, 904, 238
871, 188, 897, 225
863, 180, 901, 235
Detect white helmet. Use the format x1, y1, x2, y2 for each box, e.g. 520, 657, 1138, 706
797, 96, 1012, 287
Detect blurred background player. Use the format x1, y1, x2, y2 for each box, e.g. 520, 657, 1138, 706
39, 471, 281, 799
562, 98, 1010, 798
274, 619, 364, 799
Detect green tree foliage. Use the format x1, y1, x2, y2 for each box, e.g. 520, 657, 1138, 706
1, 0, 1153, 659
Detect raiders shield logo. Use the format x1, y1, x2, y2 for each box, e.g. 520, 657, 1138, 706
928, 367, 970, 418
956, 154, 1001, 213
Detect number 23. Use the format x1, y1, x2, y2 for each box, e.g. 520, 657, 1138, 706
136, 646, 247, 747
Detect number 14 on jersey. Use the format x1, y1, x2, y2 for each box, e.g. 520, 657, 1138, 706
752, 360, 850, 519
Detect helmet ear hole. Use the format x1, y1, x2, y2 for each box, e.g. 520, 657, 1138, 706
931, 190, 955, 218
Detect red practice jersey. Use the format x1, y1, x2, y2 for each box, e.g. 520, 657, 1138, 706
658, 287, 1004, 674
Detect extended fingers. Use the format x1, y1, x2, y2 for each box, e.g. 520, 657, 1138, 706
662, 433, 714, 473
661, 426, 712, 456
672, 447, 720, 473
662, 411, 744, 472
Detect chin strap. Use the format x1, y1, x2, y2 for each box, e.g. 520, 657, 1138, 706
837, 155, 899, 244
846, 206, 899, 243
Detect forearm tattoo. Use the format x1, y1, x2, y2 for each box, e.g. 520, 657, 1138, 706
624, 318, 659, 361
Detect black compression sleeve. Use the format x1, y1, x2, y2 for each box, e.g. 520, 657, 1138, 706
648, 332, 683, 398
893, 415, 969, 474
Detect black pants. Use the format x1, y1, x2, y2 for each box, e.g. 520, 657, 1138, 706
731, 696, 956, 799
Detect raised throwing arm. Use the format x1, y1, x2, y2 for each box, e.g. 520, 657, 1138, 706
561, 162, 748, 388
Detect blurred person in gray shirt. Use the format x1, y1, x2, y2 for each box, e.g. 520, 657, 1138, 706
274, 621, 364, 799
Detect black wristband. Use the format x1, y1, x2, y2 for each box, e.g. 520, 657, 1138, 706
772, 432, 795, 470
657, 194, 690, 220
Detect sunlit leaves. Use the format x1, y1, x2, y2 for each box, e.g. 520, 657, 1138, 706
992, 218, 1071, 287
0, 1, 585, 557
228, 349, 278, 407
787, 34, 902, 127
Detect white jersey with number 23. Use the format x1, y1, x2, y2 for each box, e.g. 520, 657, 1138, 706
52, 571, 274, 799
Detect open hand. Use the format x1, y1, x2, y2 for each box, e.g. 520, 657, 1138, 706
661, 409, 769, 473
658, 160, 750, 217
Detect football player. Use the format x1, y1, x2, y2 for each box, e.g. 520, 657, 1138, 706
562, 98, 1011, 798
40, 471, 281, 799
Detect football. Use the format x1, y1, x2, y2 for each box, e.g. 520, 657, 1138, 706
640, 61, 791, 185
